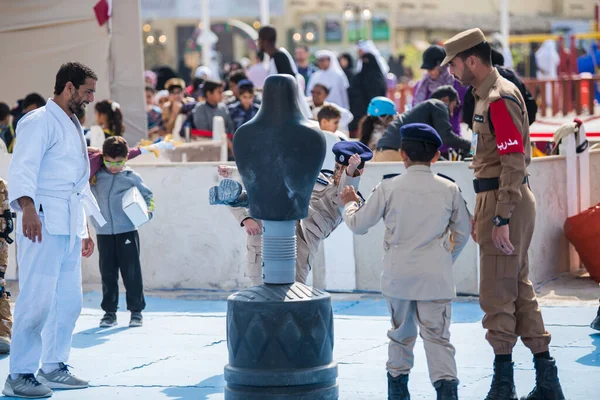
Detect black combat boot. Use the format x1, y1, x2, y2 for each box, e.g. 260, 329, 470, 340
485, 360, 518, 400
520, 357, 565, 400
387, 373, 410, 400
591, 304, 600, 331
433, 379, 458, 400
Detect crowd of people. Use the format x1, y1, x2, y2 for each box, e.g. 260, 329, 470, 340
0, 23, 598, 400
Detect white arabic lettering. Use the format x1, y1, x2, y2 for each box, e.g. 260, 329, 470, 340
497, 139, 520, 151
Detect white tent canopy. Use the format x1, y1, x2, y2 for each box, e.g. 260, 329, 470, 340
0, 0, 147, 145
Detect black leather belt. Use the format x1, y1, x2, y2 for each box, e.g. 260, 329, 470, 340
473, 176, 529, 194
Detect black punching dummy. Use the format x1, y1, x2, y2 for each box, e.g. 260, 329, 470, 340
224, 74, 339, 399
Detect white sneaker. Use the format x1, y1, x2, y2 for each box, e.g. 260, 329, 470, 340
2, 374, 52, 398
36, 363, 88, 390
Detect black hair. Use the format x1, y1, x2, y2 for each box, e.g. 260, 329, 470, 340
401, 140, 439, 163
54, 62, 98, 95
358, 116, 378, 147
256, 51, 265, 62
296, 45, 309, 52
311, 83, 330, 95
491, 48, 505, 66
457, 41, 492, 66
228, 71, 248, 85
339, 53, 354, 68
239, 85, 254, 96
145, 85, 156, 93
103, 136, 128, 159
23, 93, 47, 109
95, 100, 124, 137
258, 26, 277, 44
203, 80, 223, 94
0, 103, 10, 121
317, 105, 341, 122
431, 85, 459, 104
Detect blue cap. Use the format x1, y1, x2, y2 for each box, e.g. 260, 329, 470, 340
237, 79, 254, 89
332, 141, 373, 168
400, 123, 443, 148
367, 96, 396, 117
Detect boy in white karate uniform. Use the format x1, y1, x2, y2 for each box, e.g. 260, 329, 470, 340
5, 62, 105, 398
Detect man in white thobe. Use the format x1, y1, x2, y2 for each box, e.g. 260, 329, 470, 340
4, 62, 106, 399
307, 50, 350, 110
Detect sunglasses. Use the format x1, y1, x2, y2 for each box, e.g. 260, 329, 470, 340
104, 159, 126, 168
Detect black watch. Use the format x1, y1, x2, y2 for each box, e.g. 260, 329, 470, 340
492, 216, 510, 227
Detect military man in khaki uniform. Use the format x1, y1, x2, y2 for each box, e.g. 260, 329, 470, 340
442, 28, 565, 400
214, 141, 371, 285
0, 178, 13, 354
341, 123, 471, 400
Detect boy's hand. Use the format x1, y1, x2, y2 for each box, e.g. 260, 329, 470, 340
340, 186, 360, 205
88, 147, 101, 154
82, 238, 95, 258
218, 165, 234, 178
243, 218, 261, 235
346, 154, 362, 177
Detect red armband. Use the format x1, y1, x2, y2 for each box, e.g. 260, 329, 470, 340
490, 99, 525, 155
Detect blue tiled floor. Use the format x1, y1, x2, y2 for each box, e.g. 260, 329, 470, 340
0, 292, 597, 399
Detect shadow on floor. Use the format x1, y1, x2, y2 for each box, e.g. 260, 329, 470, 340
162, 374, 224, 399
72, 326, 130, 349
576, 333, 600, 367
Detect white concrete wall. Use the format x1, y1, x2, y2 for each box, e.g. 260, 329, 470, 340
0, 154, 575, 293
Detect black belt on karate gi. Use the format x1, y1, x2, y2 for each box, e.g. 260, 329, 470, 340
473, 176, 529, 194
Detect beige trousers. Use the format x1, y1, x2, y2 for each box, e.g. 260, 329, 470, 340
385, 297, 457, 384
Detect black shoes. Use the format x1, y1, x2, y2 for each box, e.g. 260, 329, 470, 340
388, 373, 410, 400
434, 379, 458, 400
520, 357, 565, 400
485, 360, 518, 400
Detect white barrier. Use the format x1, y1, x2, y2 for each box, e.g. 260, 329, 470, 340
0, 149, 592, 293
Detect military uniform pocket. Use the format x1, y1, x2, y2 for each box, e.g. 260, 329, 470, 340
480, 255, 519, 307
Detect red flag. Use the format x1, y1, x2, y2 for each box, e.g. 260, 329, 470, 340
94, 0, 110, 26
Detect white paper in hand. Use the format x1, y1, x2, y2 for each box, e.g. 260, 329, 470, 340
122, 187, 149, 228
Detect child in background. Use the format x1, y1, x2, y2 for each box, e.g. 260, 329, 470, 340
95, 100, 125, 139
192, 80, 234, 136
90, 137, 155, 328
317, 105, 347, 170
228, 80, 260, 132
341, 123, 471, 400
358, 96, 397, 150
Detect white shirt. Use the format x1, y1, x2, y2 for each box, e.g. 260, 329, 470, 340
8, 99, 105, 247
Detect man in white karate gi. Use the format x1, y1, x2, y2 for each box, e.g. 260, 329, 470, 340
4, 62, 106, 398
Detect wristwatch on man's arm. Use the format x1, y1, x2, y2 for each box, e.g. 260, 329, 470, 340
492, 215, 510, 227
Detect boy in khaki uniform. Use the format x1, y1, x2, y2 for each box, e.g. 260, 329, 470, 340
213, 141, 372, 285
341, 123, 471, 400
442, 29, 564, 400
0, 178, 13, 354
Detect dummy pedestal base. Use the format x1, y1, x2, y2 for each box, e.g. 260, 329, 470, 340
224, 283, 338, 400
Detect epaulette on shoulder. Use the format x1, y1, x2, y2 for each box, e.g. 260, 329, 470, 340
383, 173, 400, 180
316, 176, 330, 186
437, 173, 462, 192
436, 173, 455, 183
321, 169, 334, 177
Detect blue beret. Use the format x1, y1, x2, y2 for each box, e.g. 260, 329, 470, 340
400, 123, 443, 148
237, 79, 254, 89
332, 141, 373, 168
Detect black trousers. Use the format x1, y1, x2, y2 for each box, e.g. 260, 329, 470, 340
97, 231, 146, 313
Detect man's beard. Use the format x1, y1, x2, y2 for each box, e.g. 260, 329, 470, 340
68, 93, 87, 115
458, 65, 475, 87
